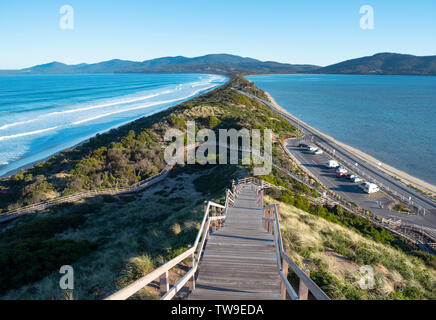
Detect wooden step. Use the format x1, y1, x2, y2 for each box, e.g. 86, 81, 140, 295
188, 185, 281, 300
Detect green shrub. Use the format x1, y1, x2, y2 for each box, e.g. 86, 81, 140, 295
193, 165, 239, 195
118, 255, 155, 286
168, 114, 186, 129
102, 195, 117, 203
206, 115, 221, 128
408, 250, 436, 268
0, 239, 95, 294
120, 195, 136, 203
1, 213, 87, 243
311, 270, 336, 289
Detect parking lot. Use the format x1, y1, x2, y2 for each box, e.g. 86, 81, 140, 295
285, 139, 401, 219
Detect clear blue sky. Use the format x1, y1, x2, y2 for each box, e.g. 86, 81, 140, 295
0, 0, 435, 69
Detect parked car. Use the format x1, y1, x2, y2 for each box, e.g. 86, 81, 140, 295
336, 166, 347, 174
313, 149, 324, 155
346, 174, 356, 180
327, 160, 339, 168
360, 182, 380, 194
336, 172, 347, 178
308, 145, 317, 152
351, 176, 363, 183
298, 143, 309, 148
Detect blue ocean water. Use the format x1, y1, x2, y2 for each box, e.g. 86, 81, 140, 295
247, 74, 436, 185
0, 73, 227, 176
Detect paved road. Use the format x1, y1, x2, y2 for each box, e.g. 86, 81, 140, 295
237, 89, 436, 233
285, 139, 431, 226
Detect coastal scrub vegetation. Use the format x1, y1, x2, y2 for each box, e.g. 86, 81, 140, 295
0, 76, 296, 213
0, 200, 103, 295
1, 76, 434, 301
265, 197, 436, 300
0, 163, 246, 299
0, 76, 295, 298
259, 162, 435, 300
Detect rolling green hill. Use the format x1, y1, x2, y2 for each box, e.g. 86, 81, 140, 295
0, 54, 319, 75
3, 52, 436, 76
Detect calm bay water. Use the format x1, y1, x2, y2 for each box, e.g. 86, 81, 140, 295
0, 73, 227, 176
247, 74, 436, 185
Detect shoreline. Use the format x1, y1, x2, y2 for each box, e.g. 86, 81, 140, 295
0, 75, 229, 179
0, 137, 92, 178
2, 76, 435, 198
264, 91, 436, 196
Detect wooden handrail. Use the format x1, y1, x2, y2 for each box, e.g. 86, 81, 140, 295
105, 177, 328, 301
105, 246, 196, 300
1, 144, 200, 223
2, 164, 173, 220
259, 190, 330, 300
105, 190, 231, 300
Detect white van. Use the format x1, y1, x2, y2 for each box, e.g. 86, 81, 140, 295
360, 182, 380, 194
327, 160, 339, 168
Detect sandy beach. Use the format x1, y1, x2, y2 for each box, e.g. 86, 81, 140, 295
264, 92, 436, 196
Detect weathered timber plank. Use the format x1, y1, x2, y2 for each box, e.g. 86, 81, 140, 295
188, 185, 281, 300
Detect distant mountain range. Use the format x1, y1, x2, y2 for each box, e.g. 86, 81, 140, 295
0, 54, 318, 75
1, 53, 435, 76
313, 53, 436, 75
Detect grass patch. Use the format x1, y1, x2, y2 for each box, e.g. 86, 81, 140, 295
0, 239, 95, 295
268, 197, 436, 300
1, 213, 87, 243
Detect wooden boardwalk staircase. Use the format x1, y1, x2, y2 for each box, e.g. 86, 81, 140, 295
105, 177, 329, 301
188, 184, 281, 300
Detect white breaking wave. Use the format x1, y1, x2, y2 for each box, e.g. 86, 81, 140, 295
72, 85, 216, 125
0, 75, 227, 177
50, 76, 222, 117
0, 77, 222, 132
0, 126, 58, 141
0, 119, 39, 130
0, 83, 216, 140
0, 88, 178, 131
47, 89, 175, 116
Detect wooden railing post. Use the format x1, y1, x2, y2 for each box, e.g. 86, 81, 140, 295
205, 201, 211, 240
220, 207, 225, 228
222, 207, 225, 228
265, 209, 269, 233
211, 206, 216, 233
261, 189, 264, 208
298, 269, 311, 300
160, 270, 169, 296
281, 251, 289, 300
264, 208, 268, 232
262, 208, 266, 230
217, 208, 222, 229
190, 252, 196, 291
